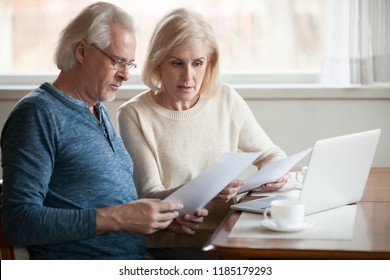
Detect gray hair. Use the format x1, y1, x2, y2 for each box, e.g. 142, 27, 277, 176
54, 1, 135, 71
142, 8, 220, 96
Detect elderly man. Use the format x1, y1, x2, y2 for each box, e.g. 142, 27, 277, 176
0, 2, 206, 260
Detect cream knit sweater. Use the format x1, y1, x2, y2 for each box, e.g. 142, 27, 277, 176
118, 83, 286, 248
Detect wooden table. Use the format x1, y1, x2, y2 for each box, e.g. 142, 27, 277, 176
202, 168, 390, 259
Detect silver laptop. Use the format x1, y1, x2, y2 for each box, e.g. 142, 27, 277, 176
231, 129, 381, 215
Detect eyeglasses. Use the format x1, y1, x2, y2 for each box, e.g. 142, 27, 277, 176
91, 44, 137, 71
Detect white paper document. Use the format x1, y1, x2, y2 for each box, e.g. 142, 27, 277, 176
228, 205, 357, 240
238, 148, 312, 194
164, 152, 261, 215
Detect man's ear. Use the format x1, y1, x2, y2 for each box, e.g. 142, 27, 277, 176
74, 41, 87, 63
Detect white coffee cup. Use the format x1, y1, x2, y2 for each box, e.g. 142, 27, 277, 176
263, 199, 305, 228
295, 166, 308, 184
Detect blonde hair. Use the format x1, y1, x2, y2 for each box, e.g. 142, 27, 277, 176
142, 8, 221, 96
54, 2, 135, 71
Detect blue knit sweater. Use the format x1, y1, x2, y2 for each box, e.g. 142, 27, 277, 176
1, 83, 149, 259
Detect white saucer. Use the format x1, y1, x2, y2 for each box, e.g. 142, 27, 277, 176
261, 219, 314, 232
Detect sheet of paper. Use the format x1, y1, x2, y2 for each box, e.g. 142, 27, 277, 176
238, 148, 312, 194
228, 205, 357, 240
164, 152, 261, 215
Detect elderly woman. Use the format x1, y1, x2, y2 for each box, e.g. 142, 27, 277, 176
118, 8, 288, 259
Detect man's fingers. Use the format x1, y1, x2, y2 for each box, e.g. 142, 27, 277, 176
159, 201, 183, 213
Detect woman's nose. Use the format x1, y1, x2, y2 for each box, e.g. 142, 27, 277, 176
181, 65, 192, 80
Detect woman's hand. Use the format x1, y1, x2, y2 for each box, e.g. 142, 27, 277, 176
255, 173, 291, 192
213, 179, 245, 203
167, 208, 209, 235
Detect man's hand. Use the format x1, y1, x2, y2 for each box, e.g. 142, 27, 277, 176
96, 199, 183, 235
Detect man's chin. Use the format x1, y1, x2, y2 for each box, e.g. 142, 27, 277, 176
102, 92, 116, 102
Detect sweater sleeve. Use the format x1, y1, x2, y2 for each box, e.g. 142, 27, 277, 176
1, 101, 95, 246
118, 98, 178, 199
227, 84, 287, 168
